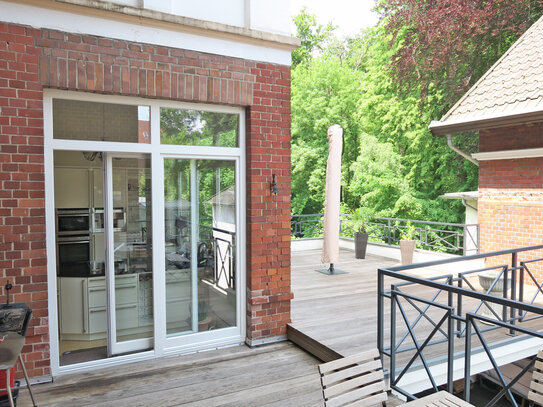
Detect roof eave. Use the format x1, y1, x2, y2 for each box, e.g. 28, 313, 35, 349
429, 109, 543, 136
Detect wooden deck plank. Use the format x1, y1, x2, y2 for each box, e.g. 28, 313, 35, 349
18, 342, 321, 407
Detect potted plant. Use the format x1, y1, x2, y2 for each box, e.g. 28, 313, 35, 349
399, 222, 417, 265
197, 300, 213, 331
351, 208, 371, 259
189, 300, 213, 331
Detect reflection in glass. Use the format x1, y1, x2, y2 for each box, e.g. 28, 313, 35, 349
164, 159, 236, 336
53, 99, 150, 144
112, 156, 153, 344
160, 108, 238, 147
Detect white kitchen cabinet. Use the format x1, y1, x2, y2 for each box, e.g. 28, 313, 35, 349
59, 277, 86, 335
92, 167, 126, 208
93, 233, 105, 263
92, 168, 103, 208
89, 307, 106, 334
113, 168, 126, 208
54, 168, 90, 208
88, 277, 106, 335
165, 270, 190, 325
59, 274, 140, 339
115, 274, 139, 331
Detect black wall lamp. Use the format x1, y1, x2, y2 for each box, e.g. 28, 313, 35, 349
270, 174, 278, 196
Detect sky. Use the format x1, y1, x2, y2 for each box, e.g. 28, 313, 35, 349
289, 0, 380, 38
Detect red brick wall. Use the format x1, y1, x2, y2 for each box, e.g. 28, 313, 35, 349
480, 123, 543, 152
478, 124, 543, 279
0, 21, 292, 376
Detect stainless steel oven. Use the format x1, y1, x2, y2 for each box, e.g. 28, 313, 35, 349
56, 208, 90, 236
57, 235, 91, 277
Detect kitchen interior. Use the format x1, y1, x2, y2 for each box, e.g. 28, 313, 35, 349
54, 150, 238, 365
55, 150, 158, 365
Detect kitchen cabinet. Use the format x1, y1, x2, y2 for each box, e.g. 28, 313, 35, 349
87, 277, 106, 336
91, 168, 103, 208
59, 274, 139, 340
59, 277, 86, 336
54, 168, 90, 208
114, 274, 139, 331
165, 270, 190, 326
92, 168, 126, 208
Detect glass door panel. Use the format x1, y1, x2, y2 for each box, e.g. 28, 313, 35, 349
164, 159, 236, 337
107, 154, 153, 355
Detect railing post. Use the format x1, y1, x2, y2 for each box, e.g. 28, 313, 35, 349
387, 219, 392, 246
457, 274, 463, 337
464, 315, 472, 403
377, 270, 384, 356
510, 253, 517, 335
390, 290, 397, 388
520, 262, 525, 322
447, 308, 454, 394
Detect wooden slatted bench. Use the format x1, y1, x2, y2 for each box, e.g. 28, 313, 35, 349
318, 349, 391, 407
529, 350, 543, 406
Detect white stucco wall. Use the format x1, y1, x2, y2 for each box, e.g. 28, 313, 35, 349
107, 0, 291, 35
1, 1, 294, 65
249, 0, 291, 34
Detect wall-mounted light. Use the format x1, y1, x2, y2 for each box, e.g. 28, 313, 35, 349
270, 174, 278, 196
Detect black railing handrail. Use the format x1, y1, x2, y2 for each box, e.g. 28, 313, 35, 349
385, 244, 543, 272
291, 213, 479, 255
291, 213, 477, 228
377, 244, 543, 405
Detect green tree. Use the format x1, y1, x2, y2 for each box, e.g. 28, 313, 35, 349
292, 8, 337, 68
291, 56, 363, 214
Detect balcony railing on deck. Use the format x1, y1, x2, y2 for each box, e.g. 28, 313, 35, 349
378, 245, 543, 406
291, 214, 479, 255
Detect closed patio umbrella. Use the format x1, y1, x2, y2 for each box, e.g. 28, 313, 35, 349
318, 124, 346, 275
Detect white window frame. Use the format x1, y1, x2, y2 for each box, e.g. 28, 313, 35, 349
44, 90, 246, 376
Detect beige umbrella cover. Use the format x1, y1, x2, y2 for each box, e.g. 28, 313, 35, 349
321, 124, 343, 264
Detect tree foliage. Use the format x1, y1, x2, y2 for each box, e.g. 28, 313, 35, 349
291, 5, 540, 224
291, 9, 337, 68
378, 0, 543, 106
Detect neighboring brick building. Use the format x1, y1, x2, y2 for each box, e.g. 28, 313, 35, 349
430, 15, 543, 274
1, 0, 298, 380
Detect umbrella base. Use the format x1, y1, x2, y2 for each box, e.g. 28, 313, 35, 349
315, 263, 347, 275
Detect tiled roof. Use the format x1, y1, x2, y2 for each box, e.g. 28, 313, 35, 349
429, 15, 543, 135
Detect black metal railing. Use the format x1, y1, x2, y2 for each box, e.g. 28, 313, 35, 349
378, 245, 543, 405
291, 214, 479, 255
199, 225, 236, 290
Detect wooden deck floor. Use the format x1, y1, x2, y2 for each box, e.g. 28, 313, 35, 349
17, 248, 543, 406
289, 248, 543, 365
289, 249, 398, 357
18, 342, 323, 407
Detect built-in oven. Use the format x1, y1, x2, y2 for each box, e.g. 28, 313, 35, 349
56, 208, 90, 236
57, 235, 91, 277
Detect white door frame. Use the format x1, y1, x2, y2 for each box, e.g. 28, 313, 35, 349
44, 90, 246, 376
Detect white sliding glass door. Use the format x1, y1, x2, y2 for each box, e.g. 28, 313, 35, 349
105, 154, 154, 356
46, 90, 245, 375
163, 158, 237, 338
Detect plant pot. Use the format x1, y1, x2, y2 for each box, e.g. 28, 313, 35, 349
478, 272, 511, 323
198, 316, 212, 331
400, 240, 415, 265
354, 232, 369, 259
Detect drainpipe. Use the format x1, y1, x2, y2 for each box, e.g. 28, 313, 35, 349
446, 134, 479, 166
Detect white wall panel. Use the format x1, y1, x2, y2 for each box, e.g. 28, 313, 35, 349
250, 0, 291, 35
0, 1, 292, 65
